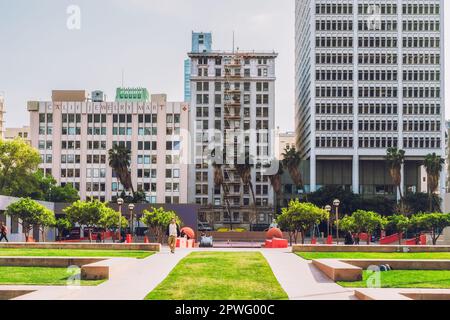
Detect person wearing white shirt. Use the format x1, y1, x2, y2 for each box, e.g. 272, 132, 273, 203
166, 218, 180, 253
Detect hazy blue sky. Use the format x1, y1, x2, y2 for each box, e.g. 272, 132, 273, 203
0, 0, 448, 131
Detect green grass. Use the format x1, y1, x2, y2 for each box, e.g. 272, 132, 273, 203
338, 270, 450, 289
0, 266, 105, 286
145, 252, 288, 300
296, 252, 450, 260
0, 249, 154, 259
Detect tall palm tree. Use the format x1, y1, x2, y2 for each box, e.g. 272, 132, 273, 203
212, 161, 233, 230
235, 155, 257, 230
424, 153, 445, 212
267, 161, 284, 215
282, 146, 305, 200
386, 147, 406, 202
108, 145, 135, 198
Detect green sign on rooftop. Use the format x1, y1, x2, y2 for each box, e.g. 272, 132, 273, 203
115, 87, 149, 102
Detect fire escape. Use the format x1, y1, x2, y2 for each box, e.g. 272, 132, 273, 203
221, 54, 244, 223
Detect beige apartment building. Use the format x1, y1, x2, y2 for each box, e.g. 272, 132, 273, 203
4, 126, 31, 144
28, 89, 189, 204
276, 131, 296, 160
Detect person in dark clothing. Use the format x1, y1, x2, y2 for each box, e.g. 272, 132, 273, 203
344, 231, 354, 245
0, 222, 8, 242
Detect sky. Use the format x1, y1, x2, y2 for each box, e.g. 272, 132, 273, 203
0, 0, 448, 132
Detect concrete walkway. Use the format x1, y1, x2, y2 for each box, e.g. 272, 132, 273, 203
262, 249, 356, 300
10, 248, 189, 300
1, 247, 357, 300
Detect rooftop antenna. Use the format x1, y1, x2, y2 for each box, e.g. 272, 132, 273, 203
121, 69, 124, 87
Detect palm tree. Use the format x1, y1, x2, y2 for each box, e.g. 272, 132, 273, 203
108, 145, 135, 198
282, 146, 305, 200
386, 147, 406, 202
267, 161, 284, 213
424, 153, 445, 212
212, 161, 232, 230
235, 155, 257, 230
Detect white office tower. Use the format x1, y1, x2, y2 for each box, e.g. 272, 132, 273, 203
295, 0, 445, 199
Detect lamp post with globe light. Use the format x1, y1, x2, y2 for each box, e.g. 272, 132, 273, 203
325, 205, 332, 242
333, 199, 341, 244
128, 203, 135, 238
117, 198, 124, 242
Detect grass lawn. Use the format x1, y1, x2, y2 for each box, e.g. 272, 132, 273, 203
0, 266, 105, 286
338, 270, 450, 289
0, 249, 154, 259
145, 252, 288, 300
296, 252, 450, 260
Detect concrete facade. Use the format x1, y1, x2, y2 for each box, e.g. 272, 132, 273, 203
28, 90, 189, 204
295, 0, 446, 200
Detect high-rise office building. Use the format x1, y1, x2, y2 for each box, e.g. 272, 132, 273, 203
187, 47, 278, 229
184, 32, 213, 102
295, 0, 445, 199
28, 89, 189, 204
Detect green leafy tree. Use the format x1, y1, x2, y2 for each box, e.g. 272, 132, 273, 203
424, 153, 445, 212
340, 215, 357, 234
0, 139, 41, 196
403, 192, 441, 215
349, 210, 386, 244
141, 207, 182, 243
64, 200, 110, 242
54, 218, 72, 241
386, 215, 411, 245
278, 200, 328, 244
410, 213, 450, 245
5, 198, 54, 241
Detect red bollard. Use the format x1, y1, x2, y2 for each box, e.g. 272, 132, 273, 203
144, 236, 149, 244
126, 234, 132, 243
311, 238, 317, 245
420, 234, 427, 245
326, 235, 333, 245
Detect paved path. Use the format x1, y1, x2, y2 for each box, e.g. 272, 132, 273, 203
262, 249, 356, 300
2, 247, 356, 300
11, 248, 189, 300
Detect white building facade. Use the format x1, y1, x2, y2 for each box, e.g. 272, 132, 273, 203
295, 0, 445, 199
28, 90, 189, 204
187, 50, 278, 228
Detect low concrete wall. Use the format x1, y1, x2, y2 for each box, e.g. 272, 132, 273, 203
312, 259, 362, 281
207, 231, 290, 242
0, 291, 35, 301
0, 257, 104, 268
0, 242, 161, 252
343, 259, 450, 270
293, 244, 450, 253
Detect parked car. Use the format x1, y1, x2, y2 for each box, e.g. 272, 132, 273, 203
198, 221, 213, 232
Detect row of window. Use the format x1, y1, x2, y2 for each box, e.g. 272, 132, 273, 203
317, 103, 441, 116
316, 3, 440, 16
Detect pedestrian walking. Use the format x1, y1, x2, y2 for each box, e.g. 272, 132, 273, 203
0, 222, 9, 242
166, 218, 180, 254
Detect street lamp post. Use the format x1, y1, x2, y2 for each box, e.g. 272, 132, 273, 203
333, 199, 341, 244
325, 205, 332, 238
117, 198, 124, 243
128, 203, 135, 239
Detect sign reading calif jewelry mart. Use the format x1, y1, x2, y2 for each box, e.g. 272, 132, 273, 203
38, 102, 188, 114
